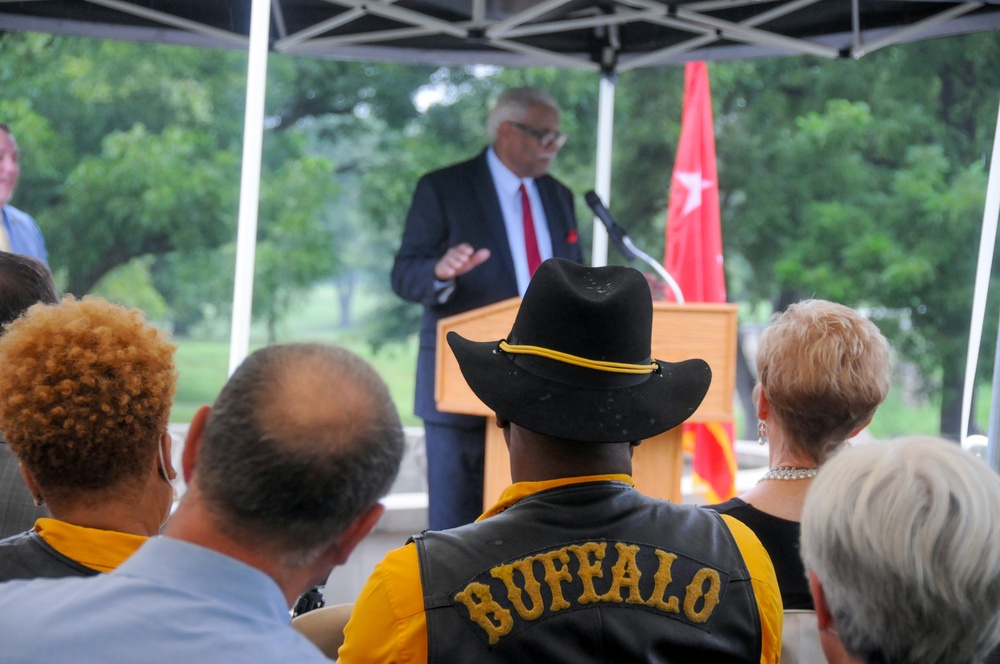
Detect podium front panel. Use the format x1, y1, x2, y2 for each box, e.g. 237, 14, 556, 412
436, 299, 739, 509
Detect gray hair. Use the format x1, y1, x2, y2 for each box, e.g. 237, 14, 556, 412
486, 87, 559, 142
195, 343, 405, 567
801, 436, 1000, 664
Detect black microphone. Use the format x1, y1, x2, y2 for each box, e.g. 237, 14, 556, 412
584, 190, 636, 260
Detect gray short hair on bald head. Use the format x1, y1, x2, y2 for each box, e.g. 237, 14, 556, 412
196, 343, 405, 567
486, 87, 559, 142
801, 436, 1000, 664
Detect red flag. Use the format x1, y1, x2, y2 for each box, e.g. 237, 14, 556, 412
664, 62, 737, 502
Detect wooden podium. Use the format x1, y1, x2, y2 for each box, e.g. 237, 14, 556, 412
436, 298, 738, 506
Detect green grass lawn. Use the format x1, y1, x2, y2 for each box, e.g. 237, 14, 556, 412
170, 284, 421, 426
868, 380, 941, 439
170, 341, 231, 423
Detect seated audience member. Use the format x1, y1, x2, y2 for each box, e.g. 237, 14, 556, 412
0, 296, 177, 579
800, 436, 1000, 664
0, 253, 57, 537
338, 258, 782, 664
710, 299, 891, 606
0, 343, 405, 663
709, 299, 890, 661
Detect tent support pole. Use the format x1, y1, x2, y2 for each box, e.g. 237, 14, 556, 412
592, 73, 615, 266
963, 99, 1000, 464
981, 102, 1000, 471
987, 323, 1000, 470
228, 0, 271, 376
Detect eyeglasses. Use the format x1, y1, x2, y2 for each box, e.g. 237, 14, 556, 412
508, 121, 568, 150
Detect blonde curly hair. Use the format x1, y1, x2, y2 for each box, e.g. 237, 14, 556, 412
0, 296, 177, 500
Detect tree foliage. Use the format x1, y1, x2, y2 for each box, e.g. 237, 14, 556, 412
3, 29, 1000, 435
704, 38, 1000, 436
0, 34, 416, 334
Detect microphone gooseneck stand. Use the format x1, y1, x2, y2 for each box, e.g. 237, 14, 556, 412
584, 190, 685, 304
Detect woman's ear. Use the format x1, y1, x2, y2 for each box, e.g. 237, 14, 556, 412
847, 417, 873, 439
756, 385, 770, 420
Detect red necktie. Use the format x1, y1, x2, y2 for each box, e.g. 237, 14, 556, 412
520, 183, 541, 277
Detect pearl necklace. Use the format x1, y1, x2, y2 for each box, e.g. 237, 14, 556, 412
760, 467, 819, 481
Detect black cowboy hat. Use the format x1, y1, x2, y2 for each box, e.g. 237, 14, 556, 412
447, 258, 712, 443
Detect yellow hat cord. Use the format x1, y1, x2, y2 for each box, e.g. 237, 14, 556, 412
498, 340, 658, 375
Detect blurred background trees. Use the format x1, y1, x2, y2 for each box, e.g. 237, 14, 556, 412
2, 30, 998, 435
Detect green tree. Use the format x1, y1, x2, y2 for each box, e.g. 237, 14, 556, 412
0, 34, 440, 335
50, 124, 239, 295
0, 34, 247, 302
703, 36, 1000, 436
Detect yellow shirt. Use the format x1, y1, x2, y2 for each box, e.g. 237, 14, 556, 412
338, 476, 782, 664
34, 517, 147, 573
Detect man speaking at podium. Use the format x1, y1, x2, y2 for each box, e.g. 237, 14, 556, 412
391, 87, 583, 530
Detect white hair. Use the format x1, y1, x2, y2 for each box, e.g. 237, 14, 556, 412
486, 87, 559, 142
801, 436, 1000, 664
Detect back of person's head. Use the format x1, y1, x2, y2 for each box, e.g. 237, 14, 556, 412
486, 87, 559, 141
0, 296, 176, 504
756, 299, 890, 462
193, 343, 405, 566
801, 436, 1000, 664
0, 252, 57, 333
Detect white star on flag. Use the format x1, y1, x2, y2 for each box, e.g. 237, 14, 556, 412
674, 170, 714, 217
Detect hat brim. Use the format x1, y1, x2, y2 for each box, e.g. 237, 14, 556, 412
448, 332, 712, 443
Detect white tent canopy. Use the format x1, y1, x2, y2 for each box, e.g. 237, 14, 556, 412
4, 1, 1000, 70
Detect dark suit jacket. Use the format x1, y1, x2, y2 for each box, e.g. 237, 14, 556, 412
0, 441, 46, 538
391, 149, 584, 425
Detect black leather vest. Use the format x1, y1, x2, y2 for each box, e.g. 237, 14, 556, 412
416, 482, 764, 663
0, 530, 97, 581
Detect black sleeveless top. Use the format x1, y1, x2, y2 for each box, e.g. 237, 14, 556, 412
708, 497, 813, 610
